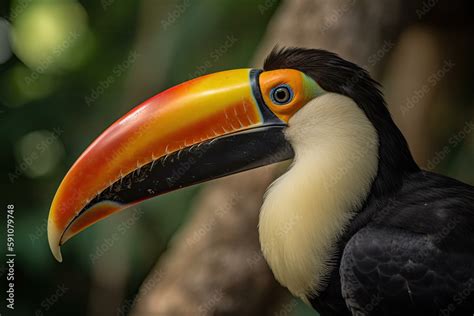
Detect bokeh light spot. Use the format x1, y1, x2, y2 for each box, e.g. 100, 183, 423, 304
11, 0, 90, 73
15, 129, 65, 178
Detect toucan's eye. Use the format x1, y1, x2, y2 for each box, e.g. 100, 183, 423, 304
270, 84, 293, 105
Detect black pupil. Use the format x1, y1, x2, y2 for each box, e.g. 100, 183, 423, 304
275, 87, 289, 102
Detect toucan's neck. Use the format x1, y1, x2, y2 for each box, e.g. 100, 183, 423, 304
336, 96, 420, 245
364, 109, 420, 200
259, 48, 420, 300
259, 93, 381, 301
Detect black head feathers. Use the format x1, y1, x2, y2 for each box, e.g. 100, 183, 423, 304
264, 47, 419, 195
264, 47, 386, 118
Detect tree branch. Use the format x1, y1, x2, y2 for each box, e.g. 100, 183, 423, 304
132, 1, 421, 315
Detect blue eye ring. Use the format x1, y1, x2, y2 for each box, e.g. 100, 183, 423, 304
270, 84, 294, 105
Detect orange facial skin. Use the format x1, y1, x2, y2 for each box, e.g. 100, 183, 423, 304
259, 69, 323, 122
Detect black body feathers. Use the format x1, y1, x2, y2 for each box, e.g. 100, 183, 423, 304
264, 47, 474, 315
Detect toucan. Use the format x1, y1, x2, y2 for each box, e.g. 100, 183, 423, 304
48, 47, 474, 315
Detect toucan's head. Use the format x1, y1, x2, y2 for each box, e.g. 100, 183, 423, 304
48, 47, 416, 261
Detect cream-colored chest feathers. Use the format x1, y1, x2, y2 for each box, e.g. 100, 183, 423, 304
258, 93, 379, 302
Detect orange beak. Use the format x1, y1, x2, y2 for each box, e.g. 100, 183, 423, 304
47, 69, 296, 261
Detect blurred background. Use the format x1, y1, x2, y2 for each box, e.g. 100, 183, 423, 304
0, 0, 473, 315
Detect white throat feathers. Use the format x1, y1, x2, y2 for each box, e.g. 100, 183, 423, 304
258, 93, 379, 301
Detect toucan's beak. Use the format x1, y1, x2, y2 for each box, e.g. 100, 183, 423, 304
48, 68, 295, 261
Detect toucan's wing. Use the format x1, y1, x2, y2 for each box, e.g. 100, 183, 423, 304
340, 172, 474, 315
340, 225, 474, 315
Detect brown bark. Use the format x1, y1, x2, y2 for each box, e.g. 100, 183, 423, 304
131, 167, 288, 315
132, 1, 421, 315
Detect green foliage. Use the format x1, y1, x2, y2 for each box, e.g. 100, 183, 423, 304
0, 0, 282, 314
